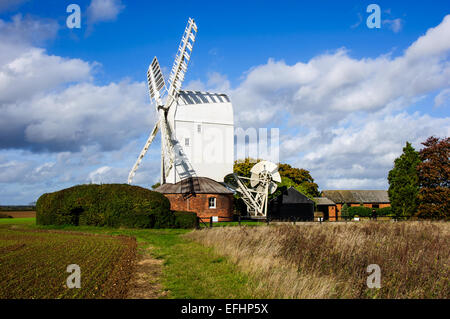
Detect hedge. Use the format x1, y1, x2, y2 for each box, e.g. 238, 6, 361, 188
0, 213, 12, 218
173, 211, 199, 229
36, 184, 177, 228
345, 206, 393, 218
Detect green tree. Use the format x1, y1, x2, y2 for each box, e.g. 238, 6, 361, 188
278, 163, 320, 197
417, 136, 450, 219
341, 203, 350, 221
387, 142, 421, 219
151, 182, 161, 190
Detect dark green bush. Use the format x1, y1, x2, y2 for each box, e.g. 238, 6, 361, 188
36, 184, 175, 228
347, 206, 373, 218
376, 206, 392, 217
173, 211, 198, 229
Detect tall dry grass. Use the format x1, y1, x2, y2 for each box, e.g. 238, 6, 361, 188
186, 222, 449, 298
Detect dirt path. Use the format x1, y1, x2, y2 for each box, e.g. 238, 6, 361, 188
127, 247, 167, 299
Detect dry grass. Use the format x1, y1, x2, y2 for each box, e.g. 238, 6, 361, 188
186, 221, 450, 299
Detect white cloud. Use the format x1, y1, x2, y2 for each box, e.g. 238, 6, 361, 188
0, 14, 59, 45
0, 15, 154, 153
288, 112, 450, 190
191, 15, 450, 190
87, 0, 125, 24
435, 88, 450, 107
383, 18, 404, 33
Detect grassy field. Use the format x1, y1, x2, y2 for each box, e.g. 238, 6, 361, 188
0, 222, 136, 299
187, 221, 450, 298
2, 218, 448, 299
0, 218, 255, 299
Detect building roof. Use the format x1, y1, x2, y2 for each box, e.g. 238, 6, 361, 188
155, 177, 234, 194
272, 187, 315, 204
178, 90, 230, 105
314, 197, 335, 205
321, 190, 390, 204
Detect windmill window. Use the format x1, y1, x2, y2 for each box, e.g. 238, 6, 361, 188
185, 138, 190, 146
208, 197, 216, 209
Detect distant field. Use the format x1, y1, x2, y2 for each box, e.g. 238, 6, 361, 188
0, 225, 136, 299
187, 221, 450, 298
0, 211, 36, 218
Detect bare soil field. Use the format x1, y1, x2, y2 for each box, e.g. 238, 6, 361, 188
0, 226, 137, 298
187, 221, 450, 298
2, 211, 36, 218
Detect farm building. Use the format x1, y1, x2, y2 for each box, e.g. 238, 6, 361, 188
155, 177, 234, 222
320, 190, 390, 221
314, 197, 337, 221
269, 187, 314, 221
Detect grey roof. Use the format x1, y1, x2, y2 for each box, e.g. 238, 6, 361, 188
314, 197, 336, 205
321, 190, 390, 204
155, 177, 234, 194
178, 90, 230, 105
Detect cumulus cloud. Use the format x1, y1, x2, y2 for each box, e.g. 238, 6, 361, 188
289, 112, 450, 190
87, 0, 125, 24
192, 15, 450, 190
230, 17, 450, 129
0, 15, 154, 153
2, 13, 450, 203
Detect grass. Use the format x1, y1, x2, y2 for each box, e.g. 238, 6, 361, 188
0, 221, 136, 299
187, 221, 450, 299
0, 217, 36, 224
0, 218, 255, 299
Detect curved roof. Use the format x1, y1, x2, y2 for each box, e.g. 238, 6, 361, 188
173, 90, 233, 125
155, 177, 234, 194
178, 90, 230, 105
321, 190, 390, 204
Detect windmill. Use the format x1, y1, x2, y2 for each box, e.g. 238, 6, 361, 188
128, 18, 234, 192
232, 160, 281, 218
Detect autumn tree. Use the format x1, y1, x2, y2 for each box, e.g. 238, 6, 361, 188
387, 142, 421, 219
416, 136, 450, 219
278, 163, 320, 197
227, 159, 320, 198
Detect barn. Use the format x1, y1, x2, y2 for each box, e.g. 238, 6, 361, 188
269, 187, 314, 221
155, 177, 234, 222
321, 190, 391, 221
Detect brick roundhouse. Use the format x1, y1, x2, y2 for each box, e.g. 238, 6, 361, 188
155, 177, 234, 222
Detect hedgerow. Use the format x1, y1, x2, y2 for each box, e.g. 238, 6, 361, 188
36, 184, 197, 228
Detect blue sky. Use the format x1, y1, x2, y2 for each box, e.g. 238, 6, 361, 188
0, 0, 449, 204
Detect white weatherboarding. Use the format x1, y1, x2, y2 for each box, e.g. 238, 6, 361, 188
232, 161, 281, 218
128, 18, 234, 192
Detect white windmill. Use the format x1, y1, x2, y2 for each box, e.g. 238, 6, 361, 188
232, 160, 281, 218
128, 18, 234, 191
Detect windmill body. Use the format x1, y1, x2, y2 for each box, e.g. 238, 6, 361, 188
166, 90, 234, 184
128, 18, 234, 190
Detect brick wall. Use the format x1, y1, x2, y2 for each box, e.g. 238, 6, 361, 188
163, 193, 234, 222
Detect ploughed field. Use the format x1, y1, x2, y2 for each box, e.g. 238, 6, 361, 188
1, 211, 36, 218
0, 226, 136, 298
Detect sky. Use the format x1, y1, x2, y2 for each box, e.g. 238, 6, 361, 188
0, 0, 449, 204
